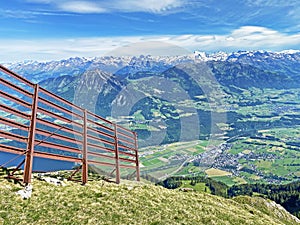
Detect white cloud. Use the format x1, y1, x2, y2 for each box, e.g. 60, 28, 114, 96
115, 0, 183, 13
246, 0, 298, 7
168, 26, 300, 51
231, 26, 278, 37
26, 0, 54, 3
1, 26, 300, 62
0, 9, 74, 19
0, 9, 35, 19
25, 0, 183, 14
58, 1, 106, 13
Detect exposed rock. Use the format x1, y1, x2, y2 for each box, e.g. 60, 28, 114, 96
16, 184, 32, 199
37, 174, 66, 186
179, 187, 194, 192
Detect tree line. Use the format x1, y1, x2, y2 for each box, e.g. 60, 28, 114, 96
228, 182, 300, 218
157, 176, 228, 197
158, 175, 300, 218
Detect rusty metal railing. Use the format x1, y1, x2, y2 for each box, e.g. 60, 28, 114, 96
0, 64, 139, 184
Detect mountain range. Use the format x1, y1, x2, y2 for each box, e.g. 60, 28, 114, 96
3, 50, 300, 146
5, 50, 300, 80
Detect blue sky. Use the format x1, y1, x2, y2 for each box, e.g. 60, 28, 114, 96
1, 0, 300, 62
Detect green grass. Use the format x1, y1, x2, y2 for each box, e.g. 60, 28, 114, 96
179, 180, 211, 193
0, 173, 299, 225
211, 176, 237, 187
142, 158, 164, 167
255, 160, 273, 170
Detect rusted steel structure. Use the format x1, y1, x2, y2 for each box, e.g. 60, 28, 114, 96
0, 64, 140, 184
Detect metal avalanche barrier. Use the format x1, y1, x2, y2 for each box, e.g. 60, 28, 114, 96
0, 64, 140, 184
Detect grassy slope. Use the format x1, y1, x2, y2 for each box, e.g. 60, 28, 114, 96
0, 175, 299, 225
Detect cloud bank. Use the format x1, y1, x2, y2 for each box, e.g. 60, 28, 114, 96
1, 26, 300, 62
26, 0, 183, 14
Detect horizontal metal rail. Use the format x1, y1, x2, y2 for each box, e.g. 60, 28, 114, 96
117, 125, 135, 136
37, 107, 83, 129
87, 135, 115, 148
118, 144, 137, 153
87, 133, 114, 147
39, 97, 83, 120
87, 126, 115, 140
117, 150, 136, 158
0, 103, 31, 120
0, 78, 33, 98
39, 87, 82, 112
87, 143, 115, 154
88, 151, 135, 164
118, 138, 136, 148
0, 116, 29, 131
0, 65, 34, 87
37, 118, 82, 136
33, 151, 81, 163
88, 151, 115, 160
87, 110, 114, 126
87, 118, 114, 133
117, 131, 136, 142
0, 144, 25, 154
0, 90, 32, 109
88, 160, 115, 167
0, 130, 28, 143
119, 164, 137, 169
119, 157, 136, 163
34, 140, 81, 154
35, 128, 81, 146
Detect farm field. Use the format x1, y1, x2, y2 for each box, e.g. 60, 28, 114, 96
205, 168, 232, 177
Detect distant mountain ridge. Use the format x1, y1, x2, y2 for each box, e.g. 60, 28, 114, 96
4, 54, 194, 83
4, 50, 300, 82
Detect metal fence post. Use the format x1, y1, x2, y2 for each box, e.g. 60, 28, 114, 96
134, 132, 140, 181
82, 110, 88, 184
114, 124, 120, 184
23, 84, 39, 184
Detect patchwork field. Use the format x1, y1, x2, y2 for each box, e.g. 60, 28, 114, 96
205, 168, 232, 177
